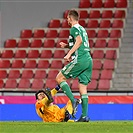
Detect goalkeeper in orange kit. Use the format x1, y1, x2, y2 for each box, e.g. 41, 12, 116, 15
35, 85, 79, 122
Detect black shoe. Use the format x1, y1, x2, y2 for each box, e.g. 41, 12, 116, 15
72, 98, 80, 118
76, 116, 90, 122
45, 88, 54, 103
64, 110, 71, 122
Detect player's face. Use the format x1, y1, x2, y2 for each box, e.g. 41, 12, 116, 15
67, 15, 72, 27
37, 92, 45, 100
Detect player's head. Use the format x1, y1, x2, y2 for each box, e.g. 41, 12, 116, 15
35, 90, 46, 100
67, 9, 79, 26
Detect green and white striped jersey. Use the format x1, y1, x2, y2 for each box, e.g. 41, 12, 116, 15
69, 24, 91, 61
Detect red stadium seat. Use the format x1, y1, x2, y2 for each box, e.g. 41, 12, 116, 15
99, 20, 111, 28
40, 50, 53, 58
101, 10, 113, 18
63, 10, 69, 19
116, 0, 127, 8
110, 30, 121, 38
43, 39, 55, 48
0, 60, 11, 68
37, 60, 50, 69
18, 79, 31, 89
1, 50, 14, 58
105, 50, 117, 60
103, 60, 115, 70
79, 10, 88, 18
0, 70, 7, 79
53, 50, 66, 58
24, 60, 37, 68
47, 70, 59, 79
31, 79, 44, 89
94, 39, 106, 48
92, 50, 104, 59
4, 39, 17, 48
21, 70, 34, 79
48, 19, 61, 28
87, 80, 98, 90
112, 20, 123, 28
91, 0, 103, 8
114, 10, 125, 18
61, 19, 70, 28
58, 30, 69, 38
17, 39, 30, 48
30, 39, 42, 48
27, 50, 40, 58
79, 19, 86, 27
20, 29, 32, 38
79, 0, 91, 8
50, 60, 63, 69
98, 79, 110, 90
100, 70, 113, 80
107, 39, 119, 48
45, 79, 57, 88
34, 70, 46, 79
71, 79, 78, 91
93, 60, 102, 70
97, 30, 109, 38
11, 60, 24, 68
14, 50, 27, 58
92, 70, 100, 80
89, 39, 94, 48
104, 0, 115, 8
89, 10, 101, 18
86, 30, 96, 38
5, 79, 17, 89
8, 70, 20, 79
86, 20, 99, 28
46, 30, 58, 38
33, 29, 45, 38
0, 79, 4, 89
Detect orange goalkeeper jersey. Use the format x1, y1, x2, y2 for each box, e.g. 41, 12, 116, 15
35, 88, 72, 122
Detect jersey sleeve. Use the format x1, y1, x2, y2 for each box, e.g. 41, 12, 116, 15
70, 27, 80, 38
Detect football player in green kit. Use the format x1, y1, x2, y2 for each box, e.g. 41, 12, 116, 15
56, 9, 93, 122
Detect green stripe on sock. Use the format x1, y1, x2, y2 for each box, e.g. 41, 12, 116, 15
60, 81, 68, 88
81, 94, 88, 99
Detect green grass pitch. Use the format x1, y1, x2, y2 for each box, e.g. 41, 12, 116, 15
0, 121, 133, 133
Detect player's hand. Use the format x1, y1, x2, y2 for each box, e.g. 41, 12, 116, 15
59, 42, 68, 48
64, 53, 71, 62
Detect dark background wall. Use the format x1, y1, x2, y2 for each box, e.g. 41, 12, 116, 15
0, 0, 79, 46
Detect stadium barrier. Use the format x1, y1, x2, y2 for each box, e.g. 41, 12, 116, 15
0, 96, 133, 121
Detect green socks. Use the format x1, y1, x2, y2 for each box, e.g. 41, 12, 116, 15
60, 81, 74, 103
60, 81, 88, 117
81, 94, 88, 117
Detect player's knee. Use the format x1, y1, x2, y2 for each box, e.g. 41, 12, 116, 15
55, 73, 62, 84
56, 72, 66, 84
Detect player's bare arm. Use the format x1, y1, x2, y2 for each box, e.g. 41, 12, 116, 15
64, 35, 82, 62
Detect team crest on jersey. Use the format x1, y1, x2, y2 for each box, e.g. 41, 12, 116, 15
75, 32, 78, 35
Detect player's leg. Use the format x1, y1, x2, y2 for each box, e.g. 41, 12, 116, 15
76, 83, 90, 122
76, 58, 93, 122
56, 71, 75, 104
64, 100, 73, 114
56, 63, 80, 117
